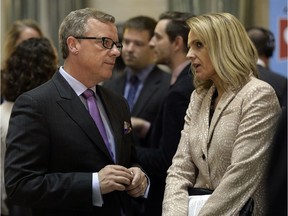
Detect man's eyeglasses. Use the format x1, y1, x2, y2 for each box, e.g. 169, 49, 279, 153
75, 36, 123, 51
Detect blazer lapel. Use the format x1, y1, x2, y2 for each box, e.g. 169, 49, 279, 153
52, 72, 113, 161
198, 87, 213, 156
208, 88, 236, 143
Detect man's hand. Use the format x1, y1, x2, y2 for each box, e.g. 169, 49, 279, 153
125, 167, 148, 197
98, 165, 133, 194
131, 117, 150, 138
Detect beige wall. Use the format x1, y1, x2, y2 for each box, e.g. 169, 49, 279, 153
0, 0, 168, 64
253, 0, 269, 28
1, 0, 11, 65
86, 0, 168, 23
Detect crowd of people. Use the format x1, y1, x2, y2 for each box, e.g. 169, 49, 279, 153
1, 7, 286, 216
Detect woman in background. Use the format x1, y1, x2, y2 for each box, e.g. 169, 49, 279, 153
1, 37, 58, 216
3, 19, 43, 66
162, 13, 281, 216
1, 19, 44, 104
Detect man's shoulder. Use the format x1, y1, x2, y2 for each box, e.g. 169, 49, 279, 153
98, 84, 125, 101
258, 65, 287, 83
148, 65, 171, 83
175, 65, 194, 89
102, 72, 125, 88
168, 75, 194, 100
153, 65, 171, 75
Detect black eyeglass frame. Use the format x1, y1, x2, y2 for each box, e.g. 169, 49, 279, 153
74, 36, 123, 51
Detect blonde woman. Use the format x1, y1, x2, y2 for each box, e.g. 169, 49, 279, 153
162, 13, 281, 216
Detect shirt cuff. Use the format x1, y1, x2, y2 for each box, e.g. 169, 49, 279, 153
92, 173, 104, 206
143, 174, 150, 198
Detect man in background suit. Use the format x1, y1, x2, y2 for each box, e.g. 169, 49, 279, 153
265, 107, 287, 216
247, 27, 287, 107
103, 16, 171, 148
4, 8, 148, 216
132, 11, 195, 216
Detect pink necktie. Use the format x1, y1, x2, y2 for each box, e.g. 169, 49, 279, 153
82, 89, 114, 159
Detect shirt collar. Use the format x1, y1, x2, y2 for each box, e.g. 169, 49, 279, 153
257, 58, 266, 68
59, 66, 96, 96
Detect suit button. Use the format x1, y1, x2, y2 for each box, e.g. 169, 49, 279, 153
202, 154, 206, 160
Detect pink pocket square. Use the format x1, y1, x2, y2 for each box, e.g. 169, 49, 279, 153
124, 121, 132, 134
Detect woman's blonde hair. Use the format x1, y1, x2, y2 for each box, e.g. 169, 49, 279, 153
186, 13, 258, 91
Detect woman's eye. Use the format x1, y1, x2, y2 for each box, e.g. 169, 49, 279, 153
196, 41, 203, 48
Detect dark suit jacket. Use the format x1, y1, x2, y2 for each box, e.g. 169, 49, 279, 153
5, 71, 138, 216
103, 65, 171, 147
266, 107, 287, 216
258, 65, 287, 107
136, 64, 194, 216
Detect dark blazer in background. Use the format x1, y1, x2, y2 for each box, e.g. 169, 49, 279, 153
103, 65, 171, 147
265, 107, 287, 216
258, 65, 287, 107
136, 64, 195, 216
5, 71, 138, 216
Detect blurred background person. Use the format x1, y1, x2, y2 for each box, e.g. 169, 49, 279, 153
247, 27, 287, 107
133, 11, 195, 216
1, 37, 58, 216
111, 23, 126, 78
103, 15, 170, 148
162, 13, 281, 216
248, 28, 287, 215
2, 19, 43, 69
1, 19, 44, 103
265, 107, 287, 216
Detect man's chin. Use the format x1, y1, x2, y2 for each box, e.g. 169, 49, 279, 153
123, 61, 134, 66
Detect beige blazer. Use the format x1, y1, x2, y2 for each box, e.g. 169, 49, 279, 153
162, 77, 281, 216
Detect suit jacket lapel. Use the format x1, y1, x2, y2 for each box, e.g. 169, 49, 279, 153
132, 67, 163, 115
52, 72, 113, 161
97, 85, 123, 164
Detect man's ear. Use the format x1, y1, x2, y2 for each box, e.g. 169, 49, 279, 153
173, 35, 184, 52
67, 36, 80, 55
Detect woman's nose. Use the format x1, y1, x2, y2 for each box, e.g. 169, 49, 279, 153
186, 48, 196, 60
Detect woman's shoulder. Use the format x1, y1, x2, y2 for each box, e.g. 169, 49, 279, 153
246, 76, 275, 89
237, 76, 280, 109
237, 76, 276, 97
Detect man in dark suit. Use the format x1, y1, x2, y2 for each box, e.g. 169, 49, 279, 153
132, 11, 195, 216
247, 27, 287, 107
265, 107, 287, 216
103, 16, 171, 148
4, 8, 148, 216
